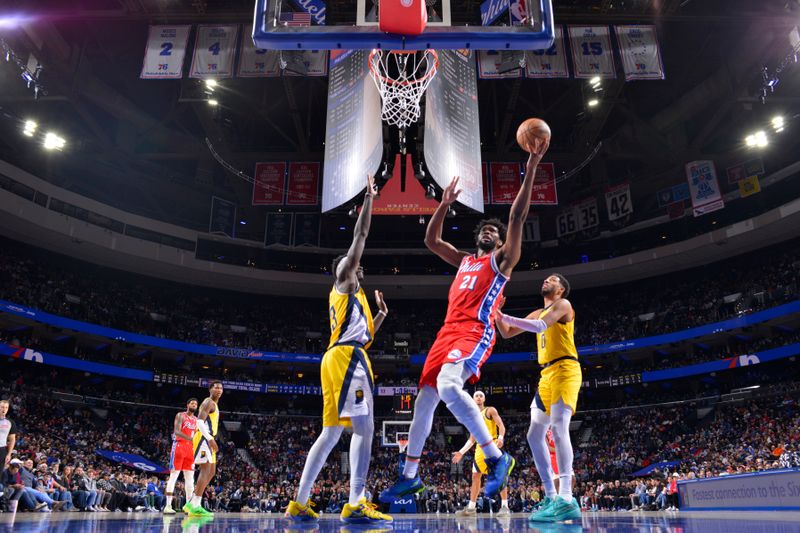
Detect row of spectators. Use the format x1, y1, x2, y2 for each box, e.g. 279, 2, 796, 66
1, 238, 797, 353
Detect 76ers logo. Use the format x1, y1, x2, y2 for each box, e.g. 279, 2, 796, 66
401, 0, 413, 6
447, 349, 463, 361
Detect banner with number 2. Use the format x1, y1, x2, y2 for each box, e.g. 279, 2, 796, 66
141, 26, 190, 79
190, 25, 239, 78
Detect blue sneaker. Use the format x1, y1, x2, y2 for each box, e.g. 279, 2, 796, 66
528, 496, 555, 521
484, 452, 515, 498
379, 476, 424, 503
530, 496, 581, 522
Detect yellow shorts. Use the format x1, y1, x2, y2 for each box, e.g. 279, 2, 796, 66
473, 445, 491, 475
533, 358, 582, 416
321, 344, 375, 427
193, 432, 217, 465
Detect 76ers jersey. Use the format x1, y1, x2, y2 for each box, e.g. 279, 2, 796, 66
445, 253, 508, 326
174, 413, 197, 444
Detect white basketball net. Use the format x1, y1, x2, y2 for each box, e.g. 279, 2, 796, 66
369, 49, 439, 129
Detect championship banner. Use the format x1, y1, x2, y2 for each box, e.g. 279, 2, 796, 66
726, 158, 764, 184
614, 25, 665, 81
95, 450, 167, 474
252, 162, 286, 205
531, 162, 558, 205
477, 50, 523, 79
283, 50, 329, 77
189, 25, 238, 78
738, 175, 761, 198
264, 212, 293, 246
605, 182, 633, 221
140, 25, 190, 79
209, 196, 236, 238
568, 26, 616, 79
482, 162, 491, 204
685, 160, 725, 217
489, 162, 522, 204
287, 162, 320, 205
237, 29, 281, 77
525, 26, 569, 79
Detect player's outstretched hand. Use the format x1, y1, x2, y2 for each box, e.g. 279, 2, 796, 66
526, 139, 550, 173
451, 451, 463, 464
366, 174, 377, 197
441, 176, 461, 206
375, 290, 388, 315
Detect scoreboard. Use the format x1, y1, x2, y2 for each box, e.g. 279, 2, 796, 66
393, 393, 414, 416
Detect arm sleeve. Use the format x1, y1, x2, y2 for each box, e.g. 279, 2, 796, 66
196, 418, 214, 440
497, 314, 548, 334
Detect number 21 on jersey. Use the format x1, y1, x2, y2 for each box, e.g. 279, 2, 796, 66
459, 275, 478, 291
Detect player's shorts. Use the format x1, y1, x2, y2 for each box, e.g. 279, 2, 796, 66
419, 322, 496, 389
193, 429, 217, 465
473, 445, 490, 475
321, 343, 375, 427
169, 440, 194, 471
531, 358, 582, 416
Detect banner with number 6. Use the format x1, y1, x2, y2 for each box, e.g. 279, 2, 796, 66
190, 25, 239, 79
141, 25, 190, 79
605, 182, 633, 221
568, 26, 616, 79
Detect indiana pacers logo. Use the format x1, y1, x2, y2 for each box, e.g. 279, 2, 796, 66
355, 389, 365, 404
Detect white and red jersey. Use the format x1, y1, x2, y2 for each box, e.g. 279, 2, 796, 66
174, 412, 197, 446
444, 253, 508, 327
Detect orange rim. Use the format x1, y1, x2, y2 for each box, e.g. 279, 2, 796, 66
368, 49, 439, 87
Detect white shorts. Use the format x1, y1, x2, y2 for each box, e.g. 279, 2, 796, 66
338, 362, 374, 420
193, 439, 216, 465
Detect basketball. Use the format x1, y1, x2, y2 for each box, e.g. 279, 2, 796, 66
516, 118, 551, 153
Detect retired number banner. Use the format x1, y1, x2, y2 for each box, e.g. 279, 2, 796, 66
252, 163, 286, 205
482, 162, 491, 204
477, 51, 523, 79
614, 25, 665, 80
575, 197, 599, 231
568, 26, 616, 79
525, 26, 569, 79
605, 183, 633, 221
190, 25, 238, 78
287, 162, 320, 205
531, 162, 558, 205
685, 160, 725, 217
237, 29, 280, 77
140, 26, 190, 79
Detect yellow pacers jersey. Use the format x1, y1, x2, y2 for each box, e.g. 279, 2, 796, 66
208, 400, 219, 436
327, 284, 375, 349
476, 407, 498, 450
536, 305, 578, 365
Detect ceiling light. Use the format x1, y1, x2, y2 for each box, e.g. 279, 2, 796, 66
43, 132, 65, 150
23, 120, 37, 136
772, 116, 784, 128
587, 99, 599, 107
208, 99, 218, 106
754, 130, 768, 147
589, 76, 601, 86
205, 79, 218, 89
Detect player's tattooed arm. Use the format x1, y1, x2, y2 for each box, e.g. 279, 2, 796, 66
424, 176, 470, 267
337, 174, 376, 293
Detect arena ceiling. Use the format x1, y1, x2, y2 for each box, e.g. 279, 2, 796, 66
0, 0, 798, 245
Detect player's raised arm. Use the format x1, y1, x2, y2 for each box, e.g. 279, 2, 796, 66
373, 290, 388, 333
337, 175, 376, 293
424, 177, 470, 267
497, 147, 548, 275
497, 298, 572, 334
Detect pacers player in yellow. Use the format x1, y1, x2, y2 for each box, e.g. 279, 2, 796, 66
495, 273, 581, 522
286, 175, 392, 525
185, 380, 223, 517
451, 391, 510, 516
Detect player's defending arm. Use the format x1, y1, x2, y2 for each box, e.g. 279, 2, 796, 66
337, 174, 377, 293
173, 412, 192, 441
424, 177, 469, 268
451, 435, 476, 463
497, 147, 549, 275
372, 290, 388, 333
494, 295, 540, 339
497, 298, 573, 334
487, 407, 506, 449
196, 398, 218, 452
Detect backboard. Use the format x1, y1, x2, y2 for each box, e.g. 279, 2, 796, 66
253, 0, 554, 51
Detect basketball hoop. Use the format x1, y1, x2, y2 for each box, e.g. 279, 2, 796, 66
368, 49, 439, 129
397, 438, 409, 454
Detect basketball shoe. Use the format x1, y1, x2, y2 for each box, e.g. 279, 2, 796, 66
379, 476, 424, 503
340, 499, 393, 524
285, 500, 319, 522
529, 496, 581, 522
484, 452, 515, 497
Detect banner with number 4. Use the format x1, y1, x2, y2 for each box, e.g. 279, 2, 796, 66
605, 183, 633, 221
190, 25, 239, 78
141, 26, 190, 79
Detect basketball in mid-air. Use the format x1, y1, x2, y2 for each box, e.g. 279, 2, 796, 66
516, 118, 551, 153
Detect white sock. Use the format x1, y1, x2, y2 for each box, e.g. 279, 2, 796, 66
348, 415, 374, 506
402, 386, 440, 479
183, 471, 194, 502
467, 500, 476, 509
165, 495, 173, 508
437, 363, 501, 459
191, 495, 201, 506
296, 425, 344, 504
527, 409, 557, 498
551, 400, 575, 503
502, 499, 508, 508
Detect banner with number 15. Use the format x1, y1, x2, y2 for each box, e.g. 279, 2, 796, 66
190, 25, 239, 79
141, 26, 191, 79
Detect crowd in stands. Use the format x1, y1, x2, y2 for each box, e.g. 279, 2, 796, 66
1, 238, 797, 355
1, 375, 798, 515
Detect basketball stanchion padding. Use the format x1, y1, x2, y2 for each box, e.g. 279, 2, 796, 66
379, 0, 428, 36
